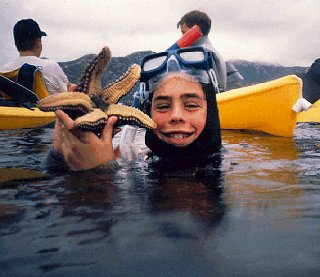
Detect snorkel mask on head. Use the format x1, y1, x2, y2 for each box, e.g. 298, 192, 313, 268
141, 46, 218, 83
133, 46, 220, 111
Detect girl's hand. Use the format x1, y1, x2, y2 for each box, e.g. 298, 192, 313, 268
54, 110, 118, 171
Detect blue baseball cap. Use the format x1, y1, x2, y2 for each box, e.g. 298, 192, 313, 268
14, 19, 47, 44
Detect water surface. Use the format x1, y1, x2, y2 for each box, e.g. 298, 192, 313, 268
0, 124, 319, 276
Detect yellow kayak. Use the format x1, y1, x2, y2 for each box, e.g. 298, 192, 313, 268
0, 66, 55, 130
217, 75, 302, 137
0, 74, 316, 133
297, 99, 320, 123
0, 106, 55, 129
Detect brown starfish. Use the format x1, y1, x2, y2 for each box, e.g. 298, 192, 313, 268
37, 46, 156, 133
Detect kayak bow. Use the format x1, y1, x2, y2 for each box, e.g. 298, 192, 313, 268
297, 99, 320, 123
217, 75, 302, 137
0, 106, 55, 129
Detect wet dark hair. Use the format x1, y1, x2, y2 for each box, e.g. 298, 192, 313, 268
177, 10, 212, 36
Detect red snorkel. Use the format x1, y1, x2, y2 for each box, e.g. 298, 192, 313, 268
167, 25, 203, 50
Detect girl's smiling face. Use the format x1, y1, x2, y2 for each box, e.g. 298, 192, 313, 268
151, 75, 207, 147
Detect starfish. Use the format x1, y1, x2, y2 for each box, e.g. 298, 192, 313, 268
37, 46, 156, 134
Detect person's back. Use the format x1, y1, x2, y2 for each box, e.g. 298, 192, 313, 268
2, 56, 68, 94
1, 18, 70, 94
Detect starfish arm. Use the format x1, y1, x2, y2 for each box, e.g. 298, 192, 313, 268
76, 46, 112, 97
37, 46, 155, 134
100, 64, 141, 104
106, 104, 156, 129
37, 92, 93, 119
74, 109, 106, 132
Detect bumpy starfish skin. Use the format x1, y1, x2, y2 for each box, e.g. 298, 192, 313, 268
74, 109, 106, 132
106, 104, 157, 129
38, 92, 92, 119
100, 64, 141, 105
37, 46, 156, 131
73, 104, 156, 131
76, 46, 111, 97
38, 92, 92, 112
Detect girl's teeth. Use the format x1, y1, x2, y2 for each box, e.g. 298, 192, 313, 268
170, 134, 186, 138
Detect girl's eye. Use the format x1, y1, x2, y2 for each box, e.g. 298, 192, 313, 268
155, 103, 171, 110
185, 102, 200, 109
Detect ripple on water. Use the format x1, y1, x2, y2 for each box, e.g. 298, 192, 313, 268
0, 123, 319, 276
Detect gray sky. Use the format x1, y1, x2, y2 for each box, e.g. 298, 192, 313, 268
0, 0, 318, 67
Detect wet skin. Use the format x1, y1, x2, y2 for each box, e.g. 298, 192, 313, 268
151, 76, 207, 147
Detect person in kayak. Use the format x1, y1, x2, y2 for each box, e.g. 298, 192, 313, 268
1, 19, 75, 94
44, 46, 222, 172
177, 10, 245, 91
295, 58, 320, 104
177, 10, 227, 92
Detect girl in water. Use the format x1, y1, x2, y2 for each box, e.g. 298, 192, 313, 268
44, 46, 222, 172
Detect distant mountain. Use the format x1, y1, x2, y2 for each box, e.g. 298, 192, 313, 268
59, 51, 152, 85
229, 60, 308, 88
59, 51, 152, 105
59, 52, 308, 104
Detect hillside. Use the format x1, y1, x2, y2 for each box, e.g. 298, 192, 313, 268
59, 52, 308, 104
230, 60, 307, 87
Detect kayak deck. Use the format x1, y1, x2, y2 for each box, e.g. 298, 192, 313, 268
297, 99, 320, 123
0, 106, 55, 129
217, 75, 302, 137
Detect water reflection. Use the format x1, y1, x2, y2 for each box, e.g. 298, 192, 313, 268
221, 130, 306, 217
0, 124, 319, 276
49, 170, 120, 244
0, 127, 53, 169
147, 157, 225, 225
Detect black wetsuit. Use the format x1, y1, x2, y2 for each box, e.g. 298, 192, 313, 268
296, 58, 320, 104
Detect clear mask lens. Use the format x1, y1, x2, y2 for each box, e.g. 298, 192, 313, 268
143, 54, 167, 72
142, 49, 206, 73
179, 50, 205, 63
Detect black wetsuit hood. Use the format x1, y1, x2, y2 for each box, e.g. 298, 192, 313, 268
145, 83, 221, 161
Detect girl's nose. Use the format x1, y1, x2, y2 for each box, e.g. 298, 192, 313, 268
169, 104, 185, 123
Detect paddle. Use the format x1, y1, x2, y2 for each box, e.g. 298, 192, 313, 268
0, 75, 39, 109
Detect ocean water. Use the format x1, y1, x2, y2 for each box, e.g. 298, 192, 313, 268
0, 123, 319, 276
